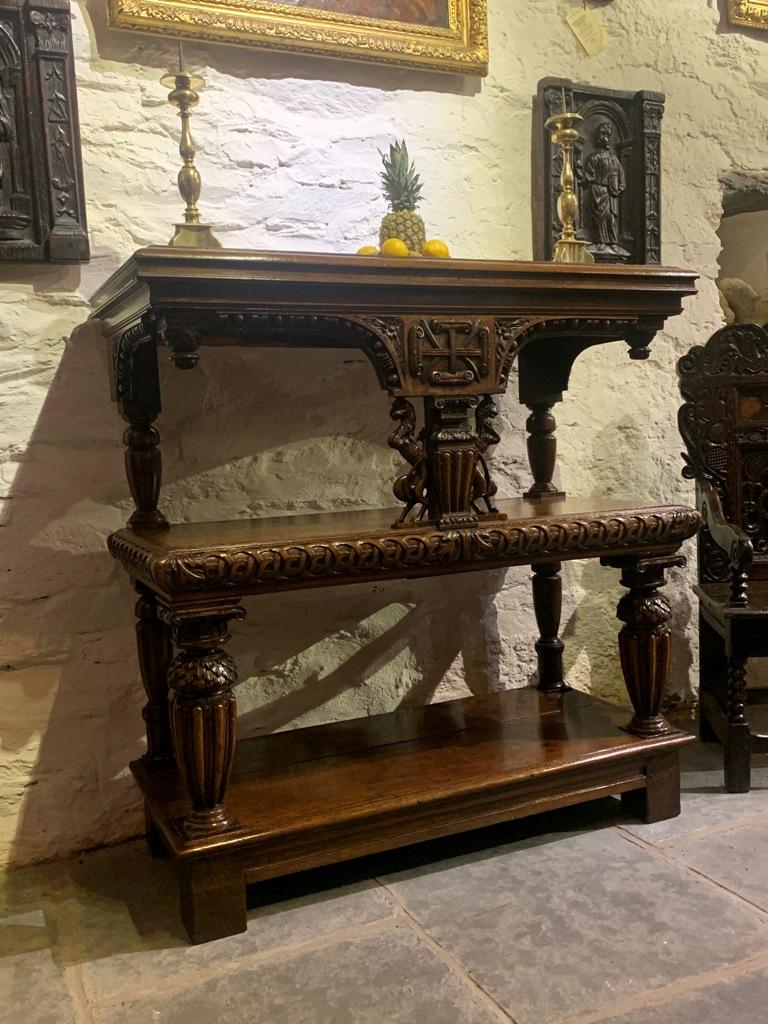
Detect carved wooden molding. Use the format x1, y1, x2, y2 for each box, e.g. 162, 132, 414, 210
108, 505, 701, 597
728, 0, 768, 30
0, 0, 87, 261
159, 309, 647, 398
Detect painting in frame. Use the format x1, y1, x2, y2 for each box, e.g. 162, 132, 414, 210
108, 0, 489, 75
728, 0, 768, 30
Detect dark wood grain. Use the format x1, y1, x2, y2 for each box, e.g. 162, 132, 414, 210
136, 688, 692, 941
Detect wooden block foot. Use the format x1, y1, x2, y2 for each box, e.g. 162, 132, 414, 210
179, 860, 247, 945
725, 724, 751, 793
621, 752, 681, 823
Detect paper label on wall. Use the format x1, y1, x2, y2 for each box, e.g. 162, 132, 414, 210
565, 7, 607, 56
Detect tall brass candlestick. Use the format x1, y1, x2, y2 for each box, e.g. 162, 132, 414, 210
161, 43, 221, 249
545, 97, 594, 265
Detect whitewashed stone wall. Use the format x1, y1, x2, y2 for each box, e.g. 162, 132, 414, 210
0, 0, 764, 866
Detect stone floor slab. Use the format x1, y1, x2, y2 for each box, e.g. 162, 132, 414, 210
382, 826, 768, 1024
43, 841, 394, 1004
668, 820, 768, 912
0, 912, 77, 1024
91, 922, 501, 1024
594, 965, 768, 1024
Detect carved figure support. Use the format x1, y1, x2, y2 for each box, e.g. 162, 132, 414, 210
166, 607, 245, 839
524, 401, 565, 500
603, 555, 683, 738
388, 397, 428, 525
472, 395, 500, 515
134, 583, 173, 762
725, 655, 750, 793
532, 562, 566, 692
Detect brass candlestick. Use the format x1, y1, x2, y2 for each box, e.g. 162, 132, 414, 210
545, 93, 593, 265
161, 43, 221, 249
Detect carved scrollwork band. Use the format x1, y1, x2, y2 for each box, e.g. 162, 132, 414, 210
108, 506, 701, 597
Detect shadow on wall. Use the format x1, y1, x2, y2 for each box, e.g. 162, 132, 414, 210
1, 310, 505, 868
559, 416, 697, 707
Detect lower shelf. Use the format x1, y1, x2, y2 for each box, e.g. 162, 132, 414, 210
135, 687, 692, 943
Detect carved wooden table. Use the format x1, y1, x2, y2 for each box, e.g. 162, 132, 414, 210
91, 249, 699, 944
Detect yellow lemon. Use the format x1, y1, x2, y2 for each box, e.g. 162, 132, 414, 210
422, 239, 450, 259
356, 245, 379, 256
380, 237, 410, 258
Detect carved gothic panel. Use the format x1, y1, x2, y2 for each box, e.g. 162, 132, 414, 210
533, 77, 663, 265
0, 0, 87, 261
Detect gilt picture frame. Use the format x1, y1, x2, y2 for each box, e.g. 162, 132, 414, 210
728, 0, 768, 30
107, 0, 489, 75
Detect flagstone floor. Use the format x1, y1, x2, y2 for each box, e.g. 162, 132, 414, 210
4, 734, 768, 1024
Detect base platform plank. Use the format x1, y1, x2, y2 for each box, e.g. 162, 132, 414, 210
133, 688, 692, 943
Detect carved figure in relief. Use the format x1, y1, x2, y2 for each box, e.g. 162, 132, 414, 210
472, 395, 500, 514
583, 122, 629, 258
388, 397, 428, 523
0, 89, 11, 207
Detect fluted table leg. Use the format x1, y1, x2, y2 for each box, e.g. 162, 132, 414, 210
166, 606, 245, 839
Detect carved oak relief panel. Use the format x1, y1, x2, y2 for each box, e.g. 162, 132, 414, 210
678, 324, 768, 582
533, 77, 663, 265
0, 0, 87, 261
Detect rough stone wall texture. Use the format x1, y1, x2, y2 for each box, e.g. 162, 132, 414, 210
0, 0, 763, 866
719, 209, 768, 290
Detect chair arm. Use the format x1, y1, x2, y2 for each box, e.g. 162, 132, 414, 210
698, 481, 753, 605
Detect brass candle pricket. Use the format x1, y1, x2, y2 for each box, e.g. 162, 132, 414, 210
545, 90, 594, 264
161, 43, 221, 249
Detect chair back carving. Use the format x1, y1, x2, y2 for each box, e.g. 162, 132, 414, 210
678, 323, 768, 584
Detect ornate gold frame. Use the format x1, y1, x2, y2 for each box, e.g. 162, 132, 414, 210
728, 0, 768, 29
108, 0, 489, 75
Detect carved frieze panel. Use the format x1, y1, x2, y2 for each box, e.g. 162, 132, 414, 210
107, 505, 701, 597
533, 77, 663, 265
0, 0, 87, 261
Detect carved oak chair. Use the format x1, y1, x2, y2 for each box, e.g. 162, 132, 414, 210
678, 322, 768, 791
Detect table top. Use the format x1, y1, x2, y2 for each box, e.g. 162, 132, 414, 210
90, 246, 698, 325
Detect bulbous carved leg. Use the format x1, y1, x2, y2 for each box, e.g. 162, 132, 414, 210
167, 609, 245, 839
611, 558, 677, 738
725, 655, 751, 793
134, 584, 173, 762
124, 418, 168, 530
532, 562, 566, 693
524, 402, 565, 501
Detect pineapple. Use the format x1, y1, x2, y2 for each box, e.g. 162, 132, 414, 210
378, 140, 427, 254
